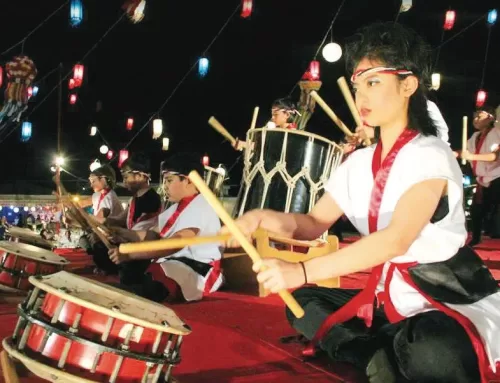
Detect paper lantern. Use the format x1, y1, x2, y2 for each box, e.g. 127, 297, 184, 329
73, 64, 84, 86
153, 118, 163, 139
126, 118, 134, 130
69, 78, 76, 90
70, 0, 83, 27
106, 150, 114, 160
400, 0, 412, 12
119, 150, 129, 168
198, 58, 209, 77
69, 94, 77, 105
99, 145, 109, 154
309, 60, 320, 80
90, 126, 97, 136
444, 10, 456, 30
322, 43, 342, 63
431, 73, 441, 91
32, 86, 39, 96
488, 9, 498, 25
476, 90, 487, 108
90, 159, 101, 172
21, 121, 32, 142
241, 0, 253, 18
162, 137, 170, 151
202, 155, 209, 167
27, 87, 33, 99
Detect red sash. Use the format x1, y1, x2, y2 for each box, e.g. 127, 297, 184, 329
159, 194, 198, 237
96, 189, 110, 212
127, 196, 161, 229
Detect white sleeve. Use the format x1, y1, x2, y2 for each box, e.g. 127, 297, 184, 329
324, 160, 352, 217
173, 198, 221, 236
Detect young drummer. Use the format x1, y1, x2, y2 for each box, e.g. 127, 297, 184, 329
107, 152, 223, 303
223, 22, 500, 383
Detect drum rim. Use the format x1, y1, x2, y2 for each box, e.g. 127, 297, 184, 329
16, 306, 182, 365
29, 271, 191, 336
2, 336, 98, 383
248, 127, 342, 148
0, 241, 69, 265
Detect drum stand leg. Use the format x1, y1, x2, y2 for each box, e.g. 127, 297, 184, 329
1, 350, 20, 383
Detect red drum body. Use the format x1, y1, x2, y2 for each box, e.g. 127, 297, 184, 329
0, 241, 69, 292
4, 272, 190, 383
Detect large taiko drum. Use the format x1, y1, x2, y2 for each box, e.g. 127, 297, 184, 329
234, 128, 343, 217
0, 241, 69, 293
6, 227, 56, 250
204, 165, 227, 198
3, 271, 191, 383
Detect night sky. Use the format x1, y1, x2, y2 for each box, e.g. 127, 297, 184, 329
0, 0, 498, 195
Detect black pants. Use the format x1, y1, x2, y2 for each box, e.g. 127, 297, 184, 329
286, 286, 480, 383
471, 177, 500, 242
87, 241, 119, 275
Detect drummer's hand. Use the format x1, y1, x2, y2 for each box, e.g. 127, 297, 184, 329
94, 216, 106, 225
233, 138, 246, 151
219, 210, 261, 247
461, 150, 473, 161
106, 227, 131, 244
342, 143, 356, 154
355, 125, 375, 141
108, 248, 130, 264
252, 258, 305, 293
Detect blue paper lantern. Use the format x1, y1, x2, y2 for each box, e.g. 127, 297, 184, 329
198, 57, 209, 77
70, 0, 83, 27
487, 9, 497, 25
32, 86, 39, 97
21, 121, 32, 142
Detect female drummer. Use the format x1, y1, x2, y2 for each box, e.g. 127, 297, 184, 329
234, 98, 301, 151
222, 22, 500, 383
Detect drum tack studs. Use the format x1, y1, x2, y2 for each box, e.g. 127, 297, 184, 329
161, 320, 169, 326
58, 287, 68, 293
112, 305, 121, 312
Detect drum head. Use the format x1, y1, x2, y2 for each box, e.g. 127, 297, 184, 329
29, 271, 191, 336
0, 241, 70, 265
7, 227, 56, 248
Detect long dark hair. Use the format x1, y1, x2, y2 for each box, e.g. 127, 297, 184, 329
345, 22, 437, 137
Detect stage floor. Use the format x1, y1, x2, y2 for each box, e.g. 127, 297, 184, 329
1, 236, 500, 382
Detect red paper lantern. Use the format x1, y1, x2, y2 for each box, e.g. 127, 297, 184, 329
126, 118, 134, 130
119, 150, 129, 168
202, 155, 209, 167
444, 10, 456, 30
69, 94, 77, 105
106, 150, 114, 160
476, 89, 487, 108
68, 78, 76, 90
73, 64, 84, 86
0, 66, 3, 88
302, 60, 320, 81
27, 87, 33, 99
241, 0, 253, 18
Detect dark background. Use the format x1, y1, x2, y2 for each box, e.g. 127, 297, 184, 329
0, 0, 498, 195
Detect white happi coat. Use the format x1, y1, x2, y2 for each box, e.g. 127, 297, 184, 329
467, 124, 500, 187
326, 134, 500, 371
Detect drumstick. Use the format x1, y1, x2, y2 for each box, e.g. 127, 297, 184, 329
250, 106, 259, 130
337, 77, 372, 146
1, 350, 20, 383
462, 116, 467, 165
208, 117, 237, 146
188, 170, 305, 319
309, 91, 353, 137
119, 234, 232, 254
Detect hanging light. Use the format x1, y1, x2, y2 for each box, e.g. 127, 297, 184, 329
431, 73, 441, 90
126, 118, 134, 130
106, 150, 114, 160
99, 145, 109, 154
32, 86, 39, 96
69, 78, 76, 90
162, 137, 170, 151
70, 0, 83, 27
202, 155, 209, 167
73, 64, 84, 86
322, 43, 342, 63
69, 94, 77, 105
90, 159, 101, 172
0, 66, 3, 88
119, 150, 129, 168
443, 10, 456, 30
487, 9, 498, 25
400, 0, 412, 12
21, 121, 32, 142
476, 90, 487, 108
198, 57, 209, 77
90, 126, 97, 136
152, 118, 163, 139
241, 0, 253, 18
27, 87, 33, 99
309, 60, 320, 81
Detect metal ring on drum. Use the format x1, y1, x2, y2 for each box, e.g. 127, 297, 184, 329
234, 128, 343, 217
204, 165, 227, 198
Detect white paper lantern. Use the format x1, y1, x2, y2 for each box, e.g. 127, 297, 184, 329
431, 73, 441, 91
90, 126, 97, 136
400, 0, 412, 12
153, 119, 163, 139
90, 159, 101, 171
322, 42, 342, 63
162, 137, 170, 151
99, 145, 109, 154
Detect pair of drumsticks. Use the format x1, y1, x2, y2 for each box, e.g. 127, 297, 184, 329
207, 76, 370, 148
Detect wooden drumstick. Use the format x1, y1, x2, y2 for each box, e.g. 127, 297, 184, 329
337, 77, 371, 146
250, 106, 259, 130
1, 350, 20, 383
309, 91, 354, 137
462, 116, 468, 165
119, 234, 232, 254
208, 117, 237, 146
188, 170, 305, 319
